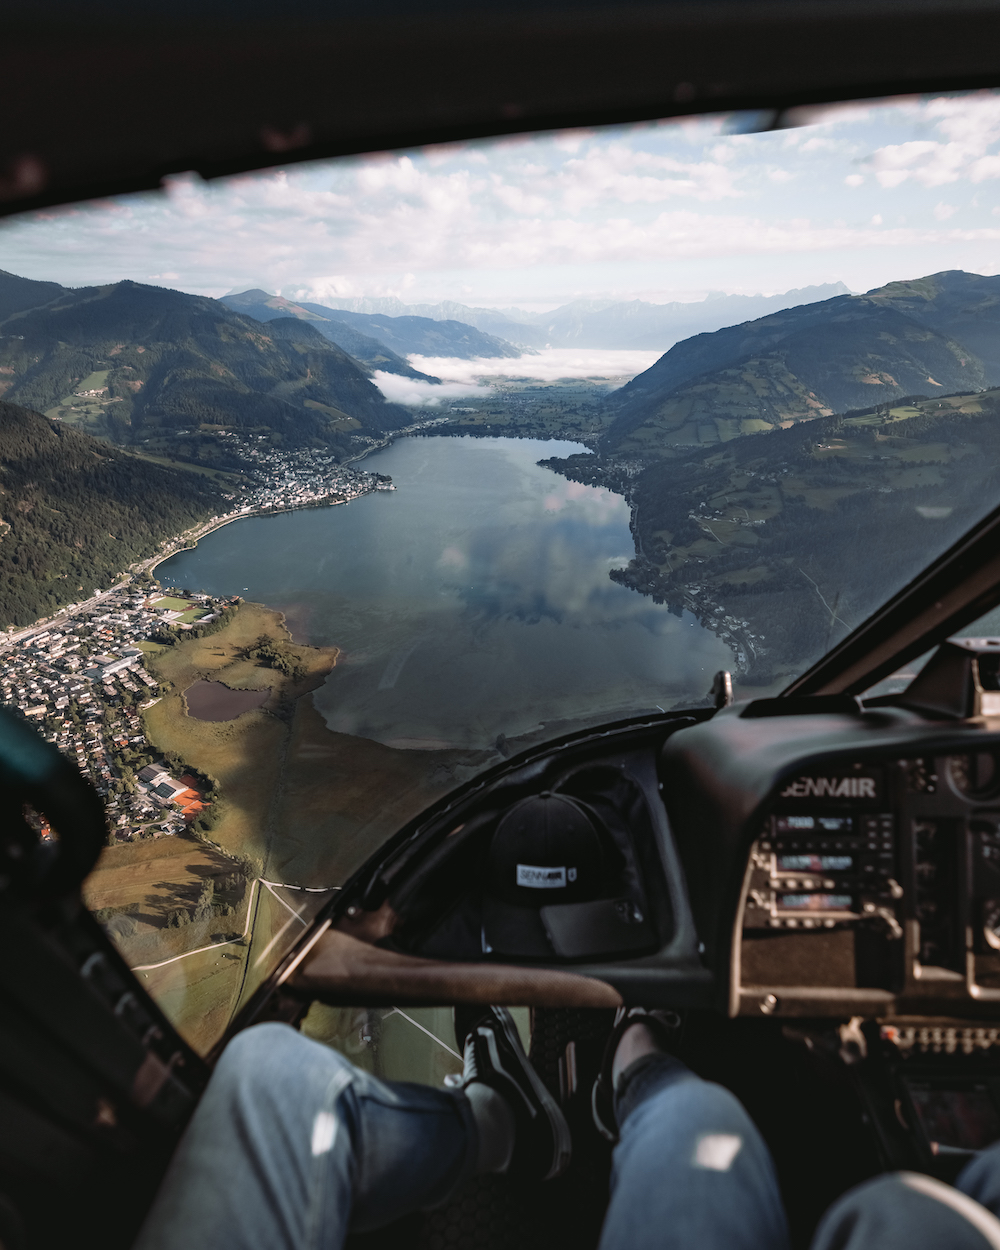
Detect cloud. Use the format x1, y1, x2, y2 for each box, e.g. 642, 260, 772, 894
374, 351, 663, 406
542, 478, 622, 523
872, 140, 952, 187
405, 349, 663, 385
867, 93, 1000, 188
555, 145, 744, 208
370, 373, 487, 406
5, 90, 1000, 307
437, 545, 469, 571
934, 202, 959, 220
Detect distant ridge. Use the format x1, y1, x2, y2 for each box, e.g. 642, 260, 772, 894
282, 282, 851, 351
219, 290, 441, 381
221, 290, 522, 361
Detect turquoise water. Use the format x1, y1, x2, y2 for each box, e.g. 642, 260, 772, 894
157, 437, 733, 749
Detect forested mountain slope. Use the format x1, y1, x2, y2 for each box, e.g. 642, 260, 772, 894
551, 388, 1000, 685
219, 291, 439, 381
867, 270, 1000, 380
0, 281, 410, 454
0, 269, 66, 321
296, 306, 522, 360
0, 400, 223, 626
603, 276, 991, 453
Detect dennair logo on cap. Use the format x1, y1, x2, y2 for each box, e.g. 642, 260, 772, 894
516, 864, 578, 889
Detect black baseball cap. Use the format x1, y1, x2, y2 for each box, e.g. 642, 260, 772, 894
482, 791, 613, 956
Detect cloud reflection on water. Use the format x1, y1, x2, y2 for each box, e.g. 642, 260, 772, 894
158, 437, 734, 749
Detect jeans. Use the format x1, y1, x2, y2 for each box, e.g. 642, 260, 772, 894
134, 1023, 478, 1250
604, 1051, 1000, 1250
135, 1022, 1000, 1250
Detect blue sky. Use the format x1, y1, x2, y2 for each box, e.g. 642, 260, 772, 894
5, 91, 1000, 311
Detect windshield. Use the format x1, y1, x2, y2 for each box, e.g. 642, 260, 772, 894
5, 90, 1000, 1053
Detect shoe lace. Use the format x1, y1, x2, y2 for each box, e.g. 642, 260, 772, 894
462, 1034, 480, 1084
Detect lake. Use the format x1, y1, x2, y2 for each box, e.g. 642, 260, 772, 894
157, 437, 733, 750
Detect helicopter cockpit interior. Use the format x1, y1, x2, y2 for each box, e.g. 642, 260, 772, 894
10, 2, 1000, 1248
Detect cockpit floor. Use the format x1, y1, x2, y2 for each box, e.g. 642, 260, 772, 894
347, 1008, 616, 1250
347, 1009, 885, 1250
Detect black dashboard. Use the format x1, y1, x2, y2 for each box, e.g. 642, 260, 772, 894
663, 700, 1000, 1022
274, 639, 1000, 1034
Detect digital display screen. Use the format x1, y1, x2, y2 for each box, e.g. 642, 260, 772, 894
777, 893, 852, 912
774, 815, 853, 834
907, 1086, 1000, 1152
777, 854, 853, 872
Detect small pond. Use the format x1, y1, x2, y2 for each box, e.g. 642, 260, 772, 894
184, 681, 270, 721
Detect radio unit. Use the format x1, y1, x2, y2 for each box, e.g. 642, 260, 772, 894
743, 806, 901, 935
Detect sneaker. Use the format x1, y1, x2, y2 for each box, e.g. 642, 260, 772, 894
591, 1007, 682, 1143
454, 1006, 571, 1181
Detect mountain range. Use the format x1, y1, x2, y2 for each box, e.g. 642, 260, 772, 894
4, 262, 1000, 668
285, 283, 851, 350
220, 290, 521, 361
602, 270, 1000, 454
532, 269, 1000, 683
0, 276, 411, 455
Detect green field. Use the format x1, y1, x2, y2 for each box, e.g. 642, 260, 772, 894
153, 596, 194, 611
427, 378, 615, 443
45, 368, 119, 438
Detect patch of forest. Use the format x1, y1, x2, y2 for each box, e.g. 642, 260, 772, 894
0, 401, 223, 626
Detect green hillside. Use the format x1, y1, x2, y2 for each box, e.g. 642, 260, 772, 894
549, 387, 1000, 684
603, 294, 988, 453
0, 280, 410, 458
0, 268, 65, 321
868, 270, 1000, 378
0, 400, 223, 626
565, 270, 1000, 683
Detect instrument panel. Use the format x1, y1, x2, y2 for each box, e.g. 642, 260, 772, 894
661, 704, 1000, 1019
736, 747, 1000, 1017
644, 637, 1000, 1022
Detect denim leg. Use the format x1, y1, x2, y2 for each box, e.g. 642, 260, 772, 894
810, 1171, 1000, 1250
134, 1022, 478, 1250
597, 1054, 791, 1250
958, 1140, 1000, 1219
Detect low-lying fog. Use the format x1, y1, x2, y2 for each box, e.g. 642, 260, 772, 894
372, 347, 663, 406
